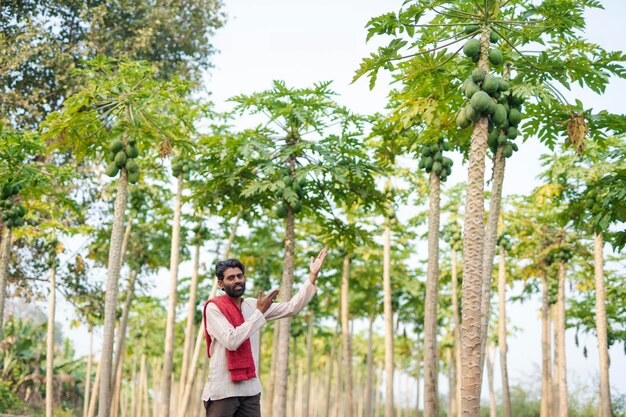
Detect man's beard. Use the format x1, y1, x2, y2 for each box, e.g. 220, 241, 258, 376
224, 283, 245, 298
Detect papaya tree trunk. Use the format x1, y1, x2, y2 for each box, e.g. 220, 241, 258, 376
178, 242, 201, 402
0, 227, 12, 339
556, 261, 568, 417
383, 178, 394, 417
177, 318, 206, 417
88, 355, 102, 417
478, 145, 506, 385
365, 309, 375, 417
486, 347, 496, 417
98, 169, 129, 417
159, 172, 183, 417
415, 347, 421, 417
341, 252, 354, 417
497, 246, 512, 417
303, 312, 314, 417
594, 232, 612, 417
112, 269, 137, 395
83, 328, 94, 417
447, 348, 457, 417
271, 158, 297, 417
424, 170, 441, 417
46, 265, 57, 417
540, 271, 552, 417
451, 249, 461, 417
460, 27, 491, 417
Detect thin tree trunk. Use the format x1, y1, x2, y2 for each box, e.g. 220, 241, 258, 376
424, 170, 441, 417
556, 261, 568, 417
111, 216, 133, 380
179, 243, 201, 403
267, 323, 280, 417
112, 270, 137, 394
448, 348, 457, 417
303, 312, 314, 417
540, 271, 552, 417
486, 347, 496, 417
324, 343, 335, 417
271, 157, 297, 417
159, 172, 183, 417
0, 227, 12, 339
88, 356, 102, 417
46, 265, 57, 417
497, 246, 512, 417
341, 253, 354, 417
594, 232, 612, 417
384, 178, 394, 417
552, 306, 559, 417
451, 249, 461, 417
416, 349, 421, 417
111, 351, 124, 417
460, 27, 491, 417
98, 169, 129, 417
177, 322, 205, 417
365, 310, 375, 417
84, 329, 94, 417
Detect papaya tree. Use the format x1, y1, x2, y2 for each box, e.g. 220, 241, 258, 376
356, 2, 626, 415
229, 80, 379, 417
41, 57, 195, 417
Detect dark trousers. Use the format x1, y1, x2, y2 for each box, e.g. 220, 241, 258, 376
204, 393, 261, 417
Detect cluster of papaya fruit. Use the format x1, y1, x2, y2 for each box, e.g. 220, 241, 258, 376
496, 234, 513, 252
275, 170, 306, 218
457, 26, 524, 158
461, 25, 503, 65
190, 223, 211, 246
171, 156, 194, 180
417, 136, 453, 182
0, 181, 26, 229
105, 139, 140, 184
546, 247, 574, 264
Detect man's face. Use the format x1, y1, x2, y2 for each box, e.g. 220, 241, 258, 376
219, 267, 246, 298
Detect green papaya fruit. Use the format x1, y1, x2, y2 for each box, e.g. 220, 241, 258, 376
511, 143, 519, 152
15, 204, 26, 217
456, 109, 471, 129
0, 184, 11, 199
463, 39, 481, 58
464, 81, 481, 99
126, 159, 139, 174
498, 79, 510, 92
433, 161, 443, 175
418, 158, 426, 169
128, 171, 141, 184
507, 127, 518, 140
465, 104, 480, 122
443, 157, 453, 167
487, 129, 499, 147
482, 75, 499, 94
109, 139, 124, 153
125, 144, 139, 158
464, 24, 481, 35
294, 200, 303, 214
276, 205, 288, 219
105, 162, 120, 178
490, 30, 500, 43
508, 108, 522, 126
471, 68, 486, 83
424, 156, 433, 169
434, 152, 443, 162
503, 144, 513, 158
493, 104, 507, 126
489, 48, 504, 66
497, 135, 507, 146
114, 151, 127, 168
470, 91, 491, 113
422, 146, 432, 157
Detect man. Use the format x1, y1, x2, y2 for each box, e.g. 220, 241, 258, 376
201, 247, 328, 417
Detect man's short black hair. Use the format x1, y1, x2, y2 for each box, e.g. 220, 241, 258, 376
215, 259, 246, 281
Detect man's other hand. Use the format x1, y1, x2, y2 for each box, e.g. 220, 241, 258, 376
256, 289, 279, 313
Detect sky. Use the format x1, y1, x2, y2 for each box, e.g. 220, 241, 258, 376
46, 0, 626, 408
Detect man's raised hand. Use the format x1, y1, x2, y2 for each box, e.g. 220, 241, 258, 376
309, 247, 329, 284
256, 289, 279, 314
